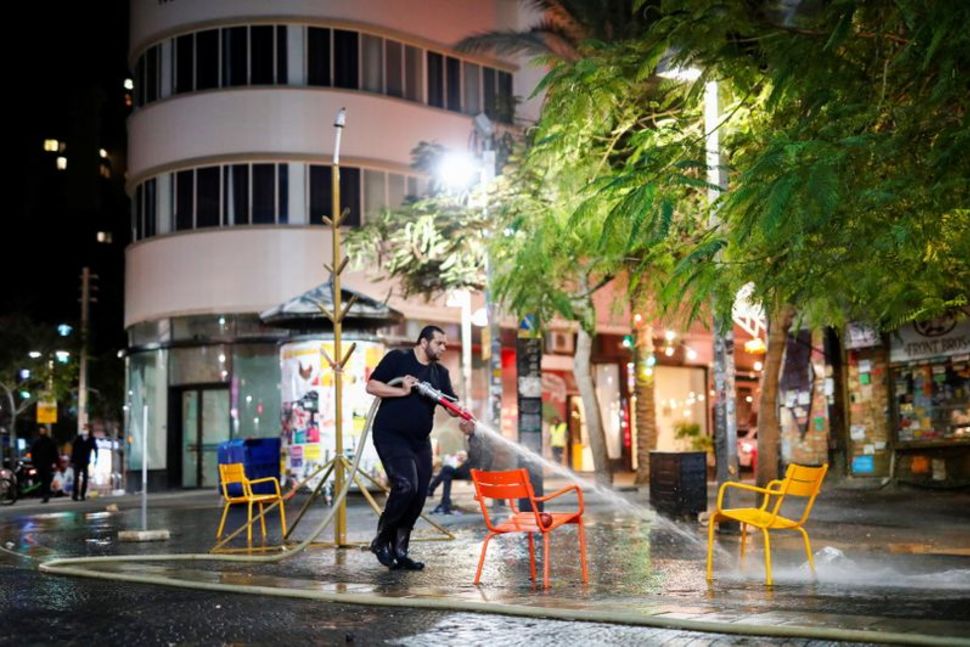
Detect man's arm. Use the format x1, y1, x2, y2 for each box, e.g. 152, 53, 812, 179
366, 375, 418, 398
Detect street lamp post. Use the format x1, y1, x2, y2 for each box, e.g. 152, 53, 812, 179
657, 67, 740, 511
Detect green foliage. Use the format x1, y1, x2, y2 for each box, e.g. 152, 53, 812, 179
347, 194, 489, 299
674, 420, 711, 452
508, 0, 970, 333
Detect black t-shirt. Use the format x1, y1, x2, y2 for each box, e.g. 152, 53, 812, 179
370, 348, 456, 445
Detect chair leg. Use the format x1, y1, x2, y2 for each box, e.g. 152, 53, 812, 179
258, 502, 267, 539
577, 519, 589, 584
216, 502, 230, 539
528, 533, 537, 582
247, 501, 254, 546
799, 527, 816, 578
762, 528, 773, 586
543, 532, 551, 588
278, 496, 288, 538
739, 523, 748, 564
474, 533, 495, 585
706, 513, 719, 581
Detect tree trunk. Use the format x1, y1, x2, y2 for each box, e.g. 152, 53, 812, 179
573, 327, 612, 485
756, 303, 796, 487
634, 330, 658, 485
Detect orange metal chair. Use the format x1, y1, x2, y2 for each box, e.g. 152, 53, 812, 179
217, 463, 288, 545
706, 463, 828, 585
470, 468, 588, 588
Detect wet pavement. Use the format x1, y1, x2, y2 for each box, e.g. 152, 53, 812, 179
1, 478, 969, 645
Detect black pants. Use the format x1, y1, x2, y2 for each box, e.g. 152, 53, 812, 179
38, 469, 53, 502
374, 433, 432, 544
73, 463, 89, 500
429, 464, 471, 509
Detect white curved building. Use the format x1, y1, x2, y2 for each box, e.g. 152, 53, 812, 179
125, 0, 537, 488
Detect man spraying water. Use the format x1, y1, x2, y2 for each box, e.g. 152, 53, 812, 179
365, 325, 475, 570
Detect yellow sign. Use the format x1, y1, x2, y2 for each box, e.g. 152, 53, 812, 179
37, 400, 58, 424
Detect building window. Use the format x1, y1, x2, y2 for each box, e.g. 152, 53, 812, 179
276, 26, 288, 84
364, 169, 386, 219
463, 62, 480, 115
309, 165, 361, 227
446, 56, 461, 112
144, 178, 157, 238
224, 164, 249, 225
252, 163, 276, 224
134, 25, 512, 123
196, 166, 221, 228
250, 25, 274, 85
404, 45, 423, 103
498, 70, 514, 123
278, 164, 289, 224
195, 29, 219, 90
385, 39, 403, 98
174, 34, 194, 94
427, 52, 444, 108
362, 34, 383, 93
307, 27, 331, 87
145, 46, 159, 103
174, 170, 194, 231
334, 30, 359, 89
223, 26, 248, 87
134, 184, 144, 241
483, 67, 496, 120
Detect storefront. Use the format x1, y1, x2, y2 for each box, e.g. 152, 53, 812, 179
889, 314, 970, 485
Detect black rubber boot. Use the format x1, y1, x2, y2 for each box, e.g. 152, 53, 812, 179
393, 528, 424, 571
370, 517, 397, 569
370, 536, 397, 569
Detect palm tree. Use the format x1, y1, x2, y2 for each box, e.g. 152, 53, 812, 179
456, 0, 659, 61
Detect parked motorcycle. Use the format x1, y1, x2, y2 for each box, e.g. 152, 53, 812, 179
0, 461, 17, 505
0, 459, 44, 505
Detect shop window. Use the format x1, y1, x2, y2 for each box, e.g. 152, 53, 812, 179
894, 358, 970, 444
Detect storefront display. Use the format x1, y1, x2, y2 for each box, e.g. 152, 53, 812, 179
892, 357, 970, 444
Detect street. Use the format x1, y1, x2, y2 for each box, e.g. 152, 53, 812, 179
2, 481, 968, 645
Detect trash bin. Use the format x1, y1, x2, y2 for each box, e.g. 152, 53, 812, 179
217, 438, 281, 495
649, 451, 707, 520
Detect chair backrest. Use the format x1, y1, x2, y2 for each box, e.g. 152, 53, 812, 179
769, 463, 828, 525
470, 468, 538, 531
219, 462, 248, 498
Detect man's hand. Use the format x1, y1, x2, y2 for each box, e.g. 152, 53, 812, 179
401, 375, 418, 395
459, 419, 476, 436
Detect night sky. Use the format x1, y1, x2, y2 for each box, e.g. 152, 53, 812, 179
7, 1, 131, 355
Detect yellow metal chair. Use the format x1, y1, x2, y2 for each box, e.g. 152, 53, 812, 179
706, 463, 828, 585
216, 463, 287, 545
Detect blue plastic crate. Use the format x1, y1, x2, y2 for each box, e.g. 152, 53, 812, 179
246, 462, 281, 495
217, 439, 246, 465
217, 438, 281, 496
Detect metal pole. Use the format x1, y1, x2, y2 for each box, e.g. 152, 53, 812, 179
141, 402, 148, 531
481, 148, 502, 436
78, 267, 90, 440
460, 291, 472, 402
331, 108, 347, 546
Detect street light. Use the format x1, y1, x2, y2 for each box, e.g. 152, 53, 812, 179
433, 113, 500, 425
